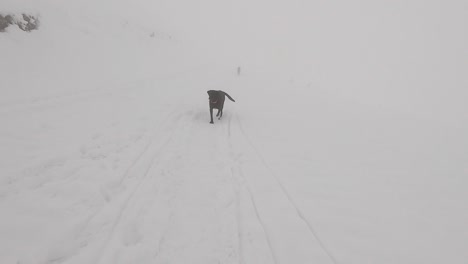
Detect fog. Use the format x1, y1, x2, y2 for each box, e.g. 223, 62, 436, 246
140, 0, 468, 119
1, 0, 467, 263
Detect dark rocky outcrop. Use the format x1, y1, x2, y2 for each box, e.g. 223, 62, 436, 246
0, 13, 39, 32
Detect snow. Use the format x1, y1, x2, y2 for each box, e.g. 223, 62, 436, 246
1, 0, 468, 263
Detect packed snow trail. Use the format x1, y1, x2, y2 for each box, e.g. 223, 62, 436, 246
90, 109, 337, 264
0, 69, 341, 263
64, 104, 337, 264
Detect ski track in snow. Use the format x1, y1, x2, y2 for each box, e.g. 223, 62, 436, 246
231, 166, 278, 264
226, 117, 277, 264
41, 108, 241, 264
43, 109, 184, 264
93, 112, 186, 264
234, 115, 338, 264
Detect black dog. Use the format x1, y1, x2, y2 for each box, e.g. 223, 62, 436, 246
207, 90, 235, 124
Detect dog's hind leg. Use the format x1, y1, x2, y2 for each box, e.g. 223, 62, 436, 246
218, 109, 223, 120
216, 109, 221, 117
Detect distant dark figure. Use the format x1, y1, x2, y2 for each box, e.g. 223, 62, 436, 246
207, 90, 235, 124
237, 66, 241, 76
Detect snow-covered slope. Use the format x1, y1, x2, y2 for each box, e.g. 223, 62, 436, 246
1, 0, 467, 263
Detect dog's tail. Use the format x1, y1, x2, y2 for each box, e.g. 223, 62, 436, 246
223, 92, 235, 102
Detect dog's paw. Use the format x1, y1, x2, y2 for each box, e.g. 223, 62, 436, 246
210, 121, 214, 124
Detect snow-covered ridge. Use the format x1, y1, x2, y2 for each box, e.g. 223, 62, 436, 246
0, 0, 180, 107
1, 0, 171, 40
0, 13, 39, 32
